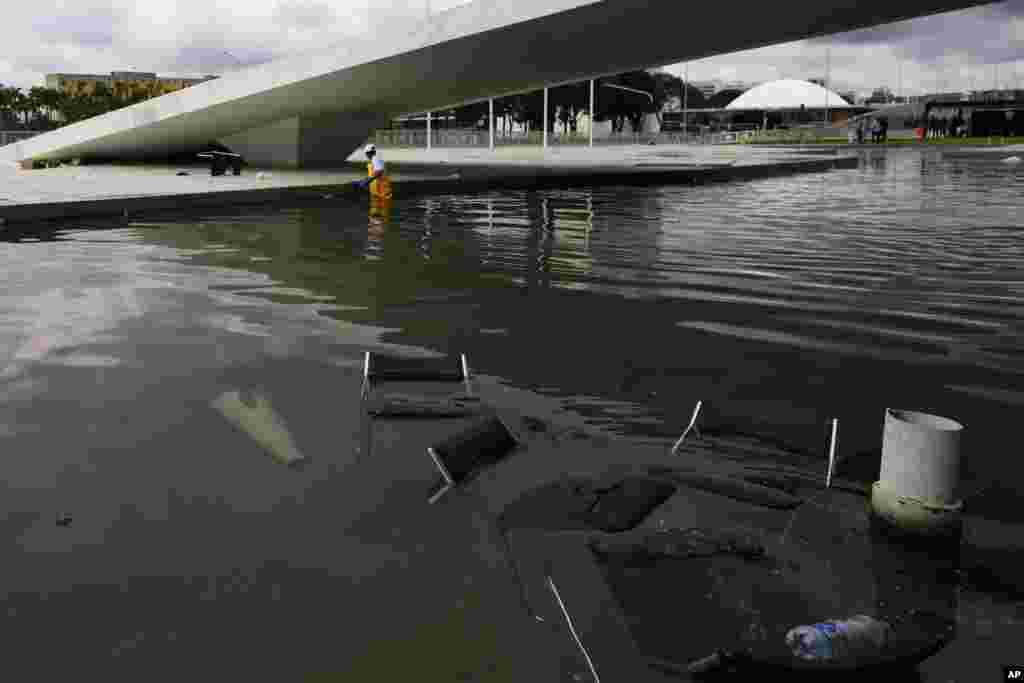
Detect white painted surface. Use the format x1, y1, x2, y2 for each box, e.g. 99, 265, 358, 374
879, 408, 964, 504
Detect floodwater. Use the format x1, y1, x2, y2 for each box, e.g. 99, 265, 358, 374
0, 147, 1021, 679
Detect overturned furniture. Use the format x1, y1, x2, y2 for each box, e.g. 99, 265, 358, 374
426, 414, 519, 504
197, 150, 244, 176
361, 352, 472, 403
358, 352, 482, 464
499, 458, 959, 681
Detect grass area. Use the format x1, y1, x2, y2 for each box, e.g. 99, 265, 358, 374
747, 135, 1024, 146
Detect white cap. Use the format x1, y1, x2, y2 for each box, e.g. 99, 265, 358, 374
364, 144, 376, 154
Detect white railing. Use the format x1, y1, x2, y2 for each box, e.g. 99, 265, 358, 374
374, 128, 756, 148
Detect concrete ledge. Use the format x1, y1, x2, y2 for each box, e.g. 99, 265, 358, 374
0, 155, 856, 228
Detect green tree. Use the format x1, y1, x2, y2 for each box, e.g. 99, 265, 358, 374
27, 86, 62, 129
453, 100, 489, 129
36, 88, 64, 128
10, 88, 30, 129
708, 88, 744, 109
0, 86, 17, 128
127, 83, 150, 106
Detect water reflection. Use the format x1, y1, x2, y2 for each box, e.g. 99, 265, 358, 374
3, 148, 1021, 499
0, 148, 1021, 679
367, 197, 392, 247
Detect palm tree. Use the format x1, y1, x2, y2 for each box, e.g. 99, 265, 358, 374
27, 86, 50, 128
62, 92, 90, 125
0, 86, 15, 128
10, 88, 30, 129
43, 88, 65, 127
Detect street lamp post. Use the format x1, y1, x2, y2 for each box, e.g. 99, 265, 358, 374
589, 79, 594, 148
825, 47, 830, 124
682, 63, 688, 142
543, 87, 548, 150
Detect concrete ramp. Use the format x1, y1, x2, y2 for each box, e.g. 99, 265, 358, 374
0, 0, 994, 169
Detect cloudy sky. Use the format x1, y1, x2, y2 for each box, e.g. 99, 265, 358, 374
0, 0, 1021, 98
665, 0, 1023, 97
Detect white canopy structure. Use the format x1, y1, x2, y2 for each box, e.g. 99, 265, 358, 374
725, 79, 853, 111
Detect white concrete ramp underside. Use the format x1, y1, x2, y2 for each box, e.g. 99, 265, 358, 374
0, 0, 995, 169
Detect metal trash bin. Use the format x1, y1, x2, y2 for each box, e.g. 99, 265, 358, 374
870, 408, 965, 538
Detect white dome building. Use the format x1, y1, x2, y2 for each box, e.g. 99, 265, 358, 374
716, 79, 861, 130
725, 79, 852, 110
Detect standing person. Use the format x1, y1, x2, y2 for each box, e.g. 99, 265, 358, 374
353, 144, 393, 201
879, 117, 889, 143
857, 120, 865, 144
871, 118, 881, 144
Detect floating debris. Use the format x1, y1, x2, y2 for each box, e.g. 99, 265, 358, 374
426, 415, 519, 504
211, 389, 308, 466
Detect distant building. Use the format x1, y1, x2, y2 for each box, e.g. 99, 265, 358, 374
909, 92, 967, 104
721, 80, 756, 92
724, 78, 864, 127
924, 97, 1024, 137
44, 71, 218, 99
690, 80, 719, 98
835, 91, 860, 105
864, 86, 896, 105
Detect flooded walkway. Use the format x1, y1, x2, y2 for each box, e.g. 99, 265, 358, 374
0, 144, 854, 226
0, 146, 1020, 680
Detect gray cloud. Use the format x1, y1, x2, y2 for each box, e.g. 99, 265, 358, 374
171, 44, 282, 74
31, 7, 117, 48
1, 0, 1021, 96
810, 0, 1023, 65
272, 0, 339, 30
986, 0, 1024, 16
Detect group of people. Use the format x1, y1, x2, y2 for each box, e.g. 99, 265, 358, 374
847, 117, 888, 144
925, 113, 967, 139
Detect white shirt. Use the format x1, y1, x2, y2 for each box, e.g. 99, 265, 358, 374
371, 156, 385, 173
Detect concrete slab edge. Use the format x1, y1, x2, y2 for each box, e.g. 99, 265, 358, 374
0, 156, 855, 228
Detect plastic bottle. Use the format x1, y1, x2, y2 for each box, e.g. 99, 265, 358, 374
786, 615, 891, 663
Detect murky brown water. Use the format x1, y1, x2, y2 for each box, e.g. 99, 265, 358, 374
0, 147, 1020, 678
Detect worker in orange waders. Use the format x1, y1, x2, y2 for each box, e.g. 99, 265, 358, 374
353, 144, 393, 201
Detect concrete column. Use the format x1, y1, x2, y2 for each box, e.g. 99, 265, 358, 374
589, 79, 594, 148
683, 63, 688, 142
543, 87, 548, 149
426, 111, 432, 150
489, 98, 494, 150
